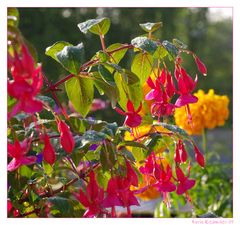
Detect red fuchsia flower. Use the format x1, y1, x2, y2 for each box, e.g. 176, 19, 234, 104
175, 67, 198, 107
102, 175, 139, 217
193, 144, 205, 168
115, 100, 142, 128
174, 140, 188, 164
176, 166, 196, 195
57, 120, 75, 153
8, 44, 36, 81
194, 56, 207, 76
75, 171, 104, 218
7, 69, 43, 118
154, 165, 176, 207
7, 138, 36, 172
145, 70, 176, 120
139, 152, 155, 175
42, 135, 56, 165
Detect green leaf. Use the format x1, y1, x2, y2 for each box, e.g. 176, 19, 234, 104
48, 196, 84, 218
19, 165, 32, 178
139, 22, 163, 33
131, 52, 153, 84
144, 133, 162, 156
56, 43, 85, 75
172, 38, 188, 49
118, 141, 148, 150
37, 96, 55, 108
98, 64, 115, 86
106, 43, 128, 64
8, 8, 19, 27
78, 17, 110, 36
93, 72, 119, 108
154, 122, 190, 139
131, 36, 158, 54
45, 41, 72, 62
153, 45, 168, 59
162, 40, 179, 59
96, 50, 110, 63
65, 76, 94, 118
114, 71, 143, 111
132, 147, 146, 162
43, 161, 53, 175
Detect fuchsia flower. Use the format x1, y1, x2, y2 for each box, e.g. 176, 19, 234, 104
116, 100, 142, 128
175, 67, 198, 107
102, 161, 139, 216
42, 135, 56, 165
57, 120, 75, 153
7, 44, 43, 119
8, 44, 35, 81
174, 140, 188, 164
145, 69, 176, 119
7, 138, 36, 172
75, 171, 104, 218
193, 144, 205, 168
194, 56, 207, 76
176, 166, 196, 195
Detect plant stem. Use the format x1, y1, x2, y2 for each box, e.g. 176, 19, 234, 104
100, 34, 106, 51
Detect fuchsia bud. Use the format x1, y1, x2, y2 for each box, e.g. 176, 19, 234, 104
43, 135, 56, 165
193, 145, 205, 168
195, 56, 207, 76
126, 161, 138, 187
57, 120, 75, 153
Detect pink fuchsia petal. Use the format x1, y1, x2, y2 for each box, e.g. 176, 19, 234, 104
115, 107, 126, 115
156, 181, 176, 192
21, 156, 37, 166
195, 56, 207, 76
21, 44, 35, 77
8, 80, 32, 99
77, 189, 90, 207
7, 158, 22, 172
87, 171, 100, 201
127, 100, 135, 112
135, 102, 143, 113
21, 98, 43, 114
126, 161, 138, 187
7, 200, 12, 214
145, 89, 160, 101
175, 94, 198, 107
7, 142, 16, 158
146, 76, 155, 89
125, 113, 142, 128
102, 194, 123, 207
159, 68, 166, 84
176, 167, 186, 183
176, 179, 195, 195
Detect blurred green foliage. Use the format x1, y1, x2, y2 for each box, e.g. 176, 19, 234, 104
18, 8, 232, 126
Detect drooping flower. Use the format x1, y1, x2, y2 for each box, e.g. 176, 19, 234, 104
7, 68, 43, 118
116, 100, 142, 128
57, 120, 75, 153
7, 138, 36, 172
102, 175, 139, 216
8, 44, 36, 81
193, 144, 205, 168
176, 166, 196, 195
75, 171, 104, 218
42, 135, 56, 165
174, 89, 229, 135
194, 56, 207, 76
174, 140, 188, 164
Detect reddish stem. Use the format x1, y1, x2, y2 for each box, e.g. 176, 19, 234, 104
100, 34, 106, 51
